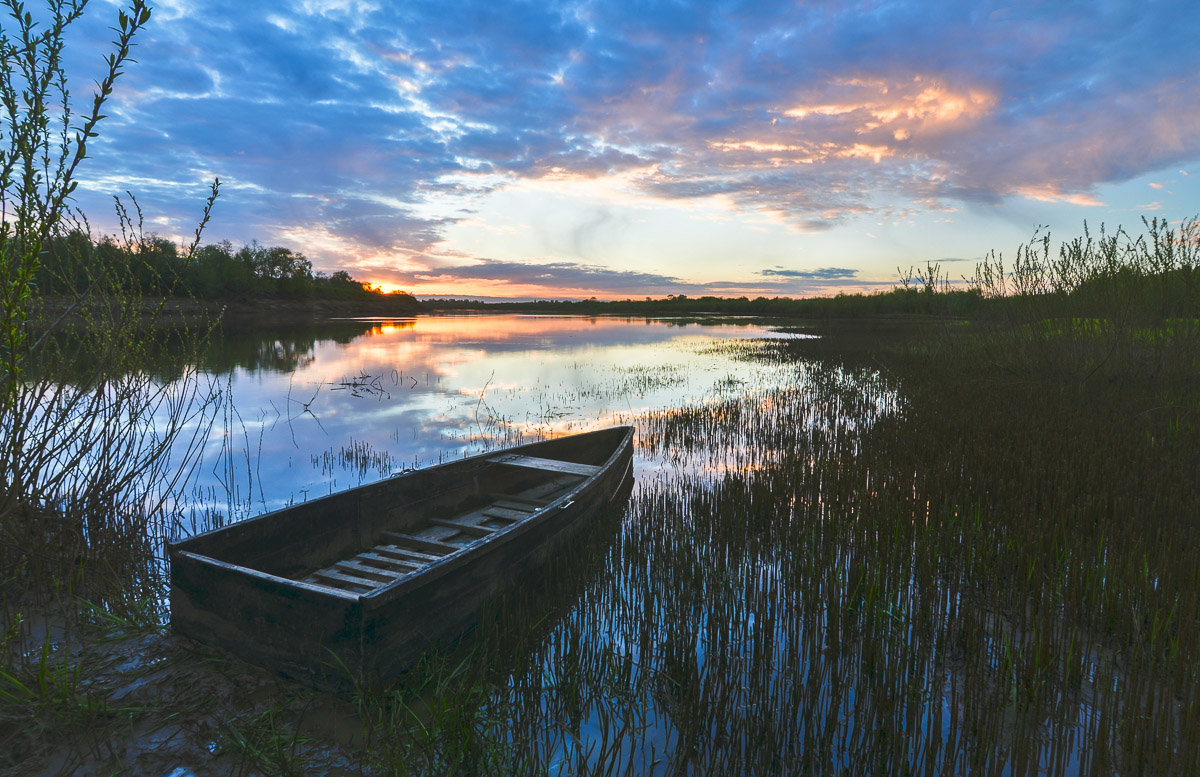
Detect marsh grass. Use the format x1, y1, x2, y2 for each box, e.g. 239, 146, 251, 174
312, 439, 398, 480
0, 595, 173, 774
5, 217, 1197, 774
6, 311, 1195, 774
0, 9, 227, 767
962, 216, 1200, 384
218, 703, 313, 777
283, 312, 1192, 775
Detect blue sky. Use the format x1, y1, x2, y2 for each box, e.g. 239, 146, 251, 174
63, 0, 1200, 299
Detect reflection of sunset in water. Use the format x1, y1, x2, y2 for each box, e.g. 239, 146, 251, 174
387, 314, 629, 340
186, 315, 804, 525
364, 319, 417, 336
355, 313, 724, 343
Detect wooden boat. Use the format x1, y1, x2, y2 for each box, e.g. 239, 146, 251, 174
169, 425, 635, 689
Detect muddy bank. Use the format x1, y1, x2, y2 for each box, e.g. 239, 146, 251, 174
0, 627, 363, 777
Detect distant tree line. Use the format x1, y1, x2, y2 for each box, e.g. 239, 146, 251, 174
427, 219, 1200, 322
424, 287, 989, 319
36, 230, 415, 304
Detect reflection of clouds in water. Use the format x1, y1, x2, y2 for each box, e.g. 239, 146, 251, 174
188, 315, 801, 525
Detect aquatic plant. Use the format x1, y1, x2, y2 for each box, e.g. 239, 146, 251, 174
322, 319, 1197, 775
963, 216, 1200, 383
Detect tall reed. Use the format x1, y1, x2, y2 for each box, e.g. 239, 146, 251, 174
1, 1, 221, 655
321, 313, 1196, 775
964, 216, 1200, 383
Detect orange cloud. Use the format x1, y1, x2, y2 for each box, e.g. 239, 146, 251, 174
783, 75, 996, 139
1016, 185, 1105, 207
836, 143, 892, 163
706, 75, 994, 175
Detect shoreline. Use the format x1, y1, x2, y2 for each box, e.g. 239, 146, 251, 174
182, 296, 422, 324
32, 294, 423, 328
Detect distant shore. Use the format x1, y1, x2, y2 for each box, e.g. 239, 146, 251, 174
33, 293, 423, 328
188, 295, 422, 324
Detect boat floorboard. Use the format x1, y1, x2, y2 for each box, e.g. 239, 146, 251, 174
490, 496, 546, 510
357, 551, 423, 571
309, 568, 377, 592
299, 462, 587, 594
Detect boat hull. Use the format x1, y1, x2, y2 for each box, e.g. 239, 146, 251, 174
169, 426, 634, 689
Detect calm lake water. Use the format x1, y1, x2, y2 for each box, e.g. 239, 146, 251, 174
182, 314, 810, 527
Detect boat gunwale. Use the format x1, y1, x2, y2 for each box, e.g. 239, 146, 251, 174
172, 548, 362, 601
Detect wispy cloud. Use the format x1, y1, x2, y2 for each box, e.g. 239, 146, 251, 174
388, 257, 889, 299
761, 267, 859, 280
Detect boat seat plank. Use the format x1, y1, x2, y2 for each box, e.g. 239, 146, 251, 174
430, 518, 495, 537
382, 531, 463, 555
487, 454, 601, 478
420, 525, 465, 542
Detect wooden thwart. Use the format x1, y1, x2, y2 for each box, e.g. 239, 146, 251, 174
431, 518, 495, 537
382, 531, 463, 555
488, 453, 601, 478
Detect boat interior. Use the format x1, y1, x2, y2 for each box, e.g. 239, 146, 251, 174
298, 453, 603, 594
172, 427, 631, 600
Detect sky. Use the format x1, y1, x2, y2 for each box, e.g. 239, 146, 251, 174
58, 0, 1200, 300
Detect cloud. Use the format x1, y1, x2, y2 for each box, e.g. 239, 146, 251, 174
409, 258, 684, 296
59, 0, 1200, 294
760, 267, 859, 280
380, 256, 890, 300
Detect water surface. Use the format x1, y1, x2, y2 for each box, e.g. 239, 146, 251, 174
187, 314, 806, 525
